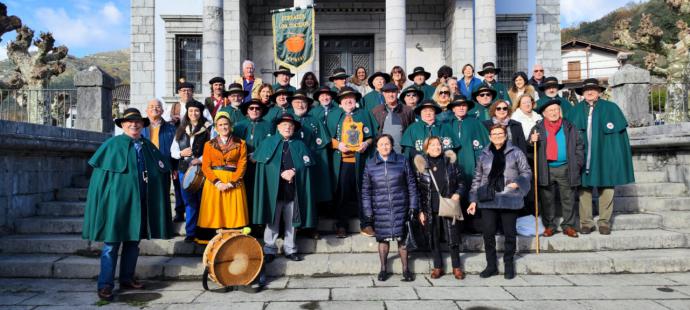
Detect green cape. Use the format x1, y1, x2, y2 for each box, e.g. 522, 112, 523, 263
271, 84, 297, 94
82, 135, 173, 242
326, 107, 375, 191
483, 80, 510, 102
234, 118, 273, 208
412, 83, 436, 100
569, 99, 635, 187
362, 90, 384, 112
294, 112, 333, 202
446, 116, 490, 186
400, 121, 457, 159
468, 103, 491, 121
218, 105, 247, 125
308, 101, 337, 126
263, 104, 294, 132
252, 134, 316, 228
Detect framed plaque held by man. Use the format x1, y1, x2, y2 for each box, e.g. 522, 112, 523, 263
341, 117, 363, 151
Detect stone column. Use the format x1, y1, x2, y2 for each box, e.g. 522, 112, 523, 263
294, 0, 315, 78
224, 0, 247, 83
536, 0, 561, 77
610, 64, 652, 127
386, 0, 406, 71
203, 0, 224, 97
448, 0, 474, 70
74, 67, 116, 133
474, 0, 496, 69
130, 0, 155, 112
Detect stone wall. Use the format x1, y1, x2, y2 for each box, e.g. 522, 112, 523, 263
535, 0, 561, 77
629, 123, 690, 188
131, 0, 156, 112
0, 121, 110, 235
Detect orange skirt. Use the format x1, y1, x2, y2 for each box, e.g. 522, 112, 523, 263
198, 170, 249, 229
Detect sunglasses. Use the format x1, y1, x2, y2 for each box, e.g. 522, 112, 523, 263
440, 91, 450, 95
248, 107, 261, 111
495, 106, 509, 111
478, 93, 492, 98
534, 69, 544, 73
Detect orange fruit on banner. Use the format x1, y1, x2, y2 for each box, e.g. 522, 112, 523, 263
286, 34, 306, 53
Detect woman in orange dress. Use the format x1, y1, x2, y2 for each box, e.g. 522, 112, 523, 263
198, 111, 249, 234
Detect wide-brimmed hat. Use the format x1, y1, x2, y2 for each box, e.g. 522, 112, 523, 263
115, 108, 150, 128
414, 99, 442, 115
575, 78, 606, 95
539, 76, 565, 92
336, 86, 362, 103
407, 66, 431, 80
208, 76, 226, 85
226, 83, 249, 97
536, 98, 562, 115
269, 86, 294, 103
176, 82, 195, 92
288, 90, 314, 105
471, 84, 498, 100
273, 65, 295, 77
399, 86, 424, 103
446, 95, 474, 111
274, 113, 302, 131
186, 100, 205, 113
477, 62, 501, 76
329, 68, 349, 81
312, 85, 337, 101
240, 99, 267, 116
367, 72, 391, 89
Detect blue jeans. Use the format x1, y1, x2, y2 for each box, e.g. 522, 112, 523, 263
179, 171, 201, 237
98, 241, 140, 290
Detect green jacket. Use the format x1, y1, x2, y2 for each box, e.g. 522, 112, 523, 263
483, 80, 510, 102
234, 118, 273, 208
272, 83, 297, 94
252, 134, 316, 228
362, 90, 384, 112
400, 121, 457, 159
412, 83, 436, 100
218, 105, 246, 124
263, 104, 294, 132
326, 107, 375, 191
294, 112, 333, 202
569, 99, 635, 187
537, 95, 573, 120
468, 103, 491, 121
446, 116, 490, 187
82, 135, 173, 242
308, 101, 337, 127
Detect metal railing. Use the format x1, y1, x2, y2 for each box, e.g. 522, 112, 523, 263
0, 88, 77, 127
649, 83, 690, 125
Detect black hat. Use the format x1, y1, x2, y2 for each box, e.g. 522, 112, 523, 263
381, 82, 398, 93
399, 86, 423, 103
575, 78, 606, 95
446, 95, 474, 111
539, 76, 565, 92
273, 65, 295, 77
275, 113, 302, 131
240, 99, 267, 116
536, 98, 562, 115
115, 108, 150, 128
208, 76, 226, 85
471, 84, 497, 100
226, 83, 249, 97
477, 62, 501, 76
329, 68, 349, 81
186, 100, 205, 113
288, 90, 314, 105
437, 65, 453, 78
176, 82, 195, 92
269, 86, 294, 103
414, 99, 442, 115
312, 85, 337, 101
336, 86, 362, 103
407, 66, 431, 80
367, 72, 391, 89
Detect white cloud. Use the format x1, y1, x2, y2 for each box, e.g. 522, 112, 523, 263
0, 45, 6, 61
101, 2, 123, 24
561, 0, 648, 28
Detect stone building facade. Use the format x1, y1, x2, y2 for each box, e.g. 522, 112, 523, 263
130, 0, 561, 110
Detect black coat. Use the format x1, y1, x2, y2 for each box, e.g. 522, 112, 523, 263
482, 119, 528, 155
531, 119, 584, 186
361, 152, 419, 240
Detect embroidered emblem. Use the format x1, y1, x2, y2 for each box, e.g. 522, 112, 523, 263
316, 138, 322, 145
303, 155, 311, 164
473, 140, 480, 147
606, 122, 614, 130
363, 127, 370, 134
158, 160, 164, 169
443, 137, 451, 146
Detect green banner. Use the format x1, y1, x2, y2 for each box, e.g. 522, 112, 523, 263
272, 7, 315, 71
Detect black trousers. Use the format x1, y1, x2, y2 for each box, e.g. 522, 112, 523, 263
481, 208, 519, 268
430, 213, 462, 269
335, 162, 362, 229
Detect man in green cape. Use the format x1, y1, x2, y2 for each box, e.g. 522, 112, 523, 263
234, 99, 272, 213
569, 78, 635, 235
468, 85, 497, 121
478, 62, 510, 102
536, 76, 573, 119
271, 66, 297, 93
408, 66, 436, 100
309, 85, 338, 126
83, 108, 173, 301
361, 72, 391, 112
253, 113, 315, 262
263, 86, 294, 127
218, 83, 248, 125
401, 100, 457, 159
326, 86, 375, 238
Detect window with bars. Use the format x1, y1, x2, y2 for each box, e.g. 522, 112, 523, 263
175, 35, 202, 94
496, 33, 517, 85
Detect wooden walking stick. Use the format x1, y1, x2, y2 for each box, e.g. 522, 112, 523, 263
533, 141, 540, 254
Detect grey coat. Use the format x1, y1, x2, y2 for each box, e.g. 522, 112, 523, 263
469, 144, 532, 210
530, 119, 585, 187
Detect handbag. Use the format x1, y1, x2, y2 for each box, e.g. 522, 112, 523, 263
405, 211, 429, 252
477, 184, 495, 202
428, 169, 463, 224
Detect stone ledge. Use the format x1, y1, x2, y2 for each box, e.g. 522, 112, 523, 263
0, 120, 109, 154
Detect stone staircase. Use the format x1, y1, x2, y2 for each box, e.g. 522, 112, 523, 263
1, 166, 689, 280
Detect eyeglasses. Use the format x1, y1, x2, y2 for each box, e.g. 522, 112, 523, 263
405, 93, 417, 97
495, 106, 509, 111
478, 93, 492, 98
490, 132, 506, 136
248, 107, 261, 111
393, 70, 402, 74
440, 91, 450, 96
534, 69, 544, 73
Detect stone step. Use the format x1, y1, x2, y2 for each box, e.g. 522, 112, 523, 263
652, 211, 690, 229
633, 171, 668, 183
1, 229, 685, 255
615, 183, 686, 197
613, 197, 690, 212
55, 188, 87, 202
15, 217, 83, 234
2, 248, 689, 279
36, 201, 85, 217
71, 175, 90, 188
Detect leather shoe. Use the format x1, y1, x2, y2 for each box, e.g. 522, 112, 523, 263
97, 286, 113, 301
172, 214, 184, 223
360, 226, 375, 237
430, 268, 443, 279
598, 226, 611, 235
120, 280, 144, 290
401, 270, 414, 282
377, 270, 388, 281
580, 225, 595, 234
264, 254, 275, 263
285, 253, 303, 261
335, 227, 347, 238
479, 267, 498, 278
563, 227, 579, 238
543, 227, 555, 237
452, 267, 465, 280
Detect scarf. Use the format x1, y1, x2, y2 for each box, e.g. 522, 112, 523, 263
492, 117, 510, 126
544, 118, 563, 161
488, 143, 506, 192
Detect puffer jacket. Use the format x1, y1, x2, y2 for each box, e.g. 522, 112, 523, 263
469, 144, 532, 209
361, 151, 419, 240
413, 151, 465, 247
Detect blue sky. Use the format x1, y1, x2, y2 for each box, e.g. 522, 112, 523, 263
561, 0, 648, 28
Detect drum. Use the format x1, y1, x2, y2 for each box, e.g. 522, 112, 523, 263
202, 229, 263, 289
182, 165, 205, 193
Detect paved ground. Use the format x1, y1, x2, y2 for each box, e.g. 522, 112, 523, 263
1, 273, 690, 309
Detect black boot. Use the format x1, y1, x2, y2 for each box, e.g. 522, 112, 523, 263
479, 266, 498, 278
504, 261, 515, 279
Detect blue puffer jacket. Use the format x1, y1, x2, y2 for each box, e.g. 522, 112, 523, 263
361, 151, 419, 240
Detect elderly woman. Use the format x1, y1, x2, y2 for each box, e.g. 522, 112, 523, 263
459, 64, 482, 100
508, 71, 539, 109
414, 136, 465, 280
362, 72, 391, 112
511, 94, 542, 141
482, 100, 527, 155
256, 83, 274, 106
198, 111, 249, 237
362, 134, 418, 282
468, 124, 532, 280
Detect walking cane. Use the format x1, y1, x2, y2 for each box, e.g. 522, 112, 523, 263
533, 140, 540, 254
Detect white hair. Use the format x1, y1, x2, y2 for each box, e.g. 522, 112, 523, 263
242, 60, 255, 69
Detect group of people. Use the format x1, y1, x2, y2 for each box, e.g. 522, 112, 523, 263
82, 59, 634, 300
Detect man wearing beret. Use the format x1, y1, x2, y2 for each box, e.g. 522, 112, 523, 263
370, 82, 415, 153
205, 76, 227, 118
